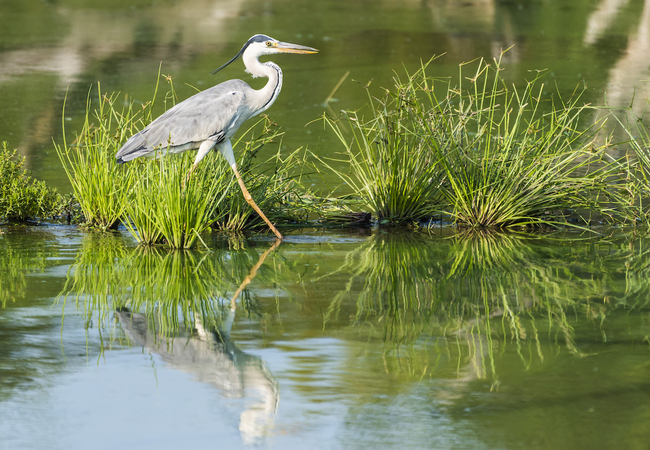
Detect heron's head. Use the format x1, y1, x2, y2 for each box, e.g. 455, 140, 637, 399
211, 34, 318, 75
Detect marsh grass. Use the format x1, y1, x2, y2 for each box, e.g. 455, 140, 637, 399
414, 56, 617, 228
319, 85, 446, 225
610, 107, 650, 222
123, 116, 317, 246
54, 84, 154, 230
55, 70, 322, 245
1, 143, 64, 222
322, 54, 622, 229
123, 152, 229, 248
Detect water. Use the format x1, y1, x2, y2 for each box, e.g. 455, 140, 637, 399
2, 227, 650, 449
4, 0, 650, 448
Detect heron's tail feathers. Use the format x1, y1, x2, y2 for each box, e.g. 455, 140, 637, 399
115, 131, 152, 163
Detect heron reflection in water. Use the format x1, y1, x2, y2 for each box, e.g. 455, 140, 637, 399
116, 239, 281, 444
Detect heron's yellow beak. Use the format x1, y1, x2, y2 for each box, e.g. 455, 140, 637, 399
275, 42, 319, 54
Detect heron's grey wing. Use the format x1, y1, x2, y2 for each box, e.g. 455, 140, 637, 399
116, 80, 249, 163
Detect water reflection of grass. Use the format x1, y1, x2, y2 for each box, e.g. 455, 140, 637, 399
0, 230, 61, 306
56, 226, 650, 384
57, 234, 283, 443
322, 229, 650, 381
60, 234, 282, 335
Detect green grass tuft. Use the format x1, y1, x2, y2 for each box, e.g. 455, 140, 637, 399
54, 85, 143, 230
123, 151, 228, 248
321, 53, 622, 229
413, 56, 616, 228
55, 72, 321, 246
0, 142, 64, 222
318, 83, 445, 225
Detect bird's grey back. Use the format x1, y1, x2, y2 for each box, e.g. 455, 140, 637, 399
116, 79, 253, 163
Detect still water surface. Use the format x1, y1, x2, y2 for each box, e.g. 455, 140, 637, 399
2, 227, 650, 449
3, 0, 650, 448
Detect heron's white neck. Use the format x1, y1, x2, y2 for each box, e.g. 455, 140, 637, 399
242, 52, 283, 116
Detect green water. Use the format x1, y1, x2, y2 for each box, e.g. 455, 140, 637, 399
2, 227, 650, 449
3, 0, 650, 448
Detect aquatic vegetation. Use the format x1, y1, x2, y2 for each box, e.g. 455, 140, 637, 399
320, 87, 445, 225
55, 73, 321, 246
123, 152, 228, 248
48, 57, 650, 237
54, 86, 142, 230
416, 57, 618, 228
322, 55, 622, 229
122, 117, 317, 247
611, 108, 650, 222
0, 143, 64, 222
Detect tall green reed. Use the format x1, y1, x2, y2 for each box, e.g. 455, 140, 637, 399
610, 106, 650, 222
123, 152, 228, 248
122, 116, 315, 246
319, 80, 446, 224
412, 56, 617, 228
56, 69, 317, 244
321, 54, 621, 228
54, 83, 155, 230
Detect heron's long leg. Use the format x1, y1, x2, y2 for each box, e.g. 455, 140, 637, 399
215, 139, 283, 239
183, 140, 217, 188
231, 164, 284, 240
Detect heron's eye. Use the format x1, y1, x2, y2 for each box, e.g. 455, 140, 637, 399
266, 41, 273, 47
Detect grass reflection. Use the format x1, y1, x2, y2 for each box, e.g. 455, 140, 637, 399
322, 229, 650, 382
0, 230, 60, 307
60, 234, 282, 335
59, 235, 282, 444
57, 227, 650, 388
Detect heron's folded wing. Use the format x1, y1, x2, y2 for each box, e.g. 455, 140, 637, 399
116, 80, 248, 162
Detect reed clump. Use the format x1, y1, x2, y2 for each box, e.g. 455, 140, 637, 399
319, 84, 446, 225
322, 54, 623, 229
611, 109, 650, 222
54, 85, 146, 231
55, 73, 319, 247
122, 151, 227, 248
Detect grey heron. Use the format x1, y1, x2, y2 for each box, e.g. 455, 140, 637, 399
115, 34, 319, 240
